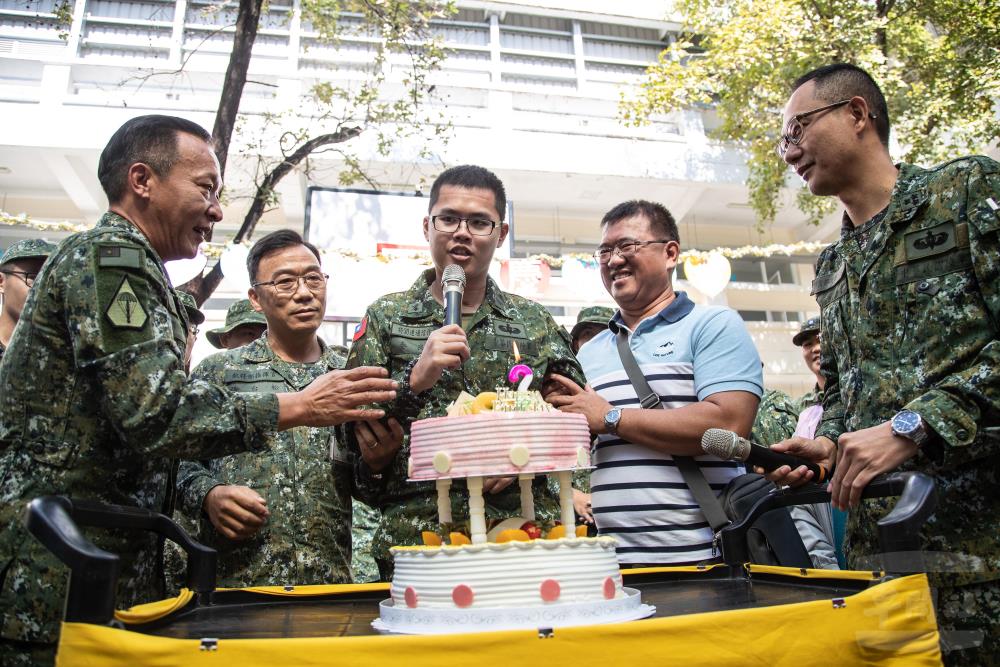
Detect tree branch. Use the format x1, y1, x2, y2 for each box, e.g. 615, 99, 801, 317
213, 0, 263, 177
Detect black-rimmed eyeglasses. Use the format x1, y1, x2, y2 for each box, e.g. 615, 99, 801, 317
594, 240, 673, 264
431, 214, 498, 236
252, 273, 328, 295
0, 270, 38, 287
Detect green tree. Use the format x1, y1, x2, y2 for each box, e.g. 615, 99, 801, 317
180, 0, 454, 302
621, 0, 1000, 227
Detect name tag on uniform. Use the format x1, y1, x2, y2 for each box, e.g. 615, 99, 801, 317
223, 368, 287, 393
904, 222, 957, 261
390, 323, 434, 339
389, 323, 433, 357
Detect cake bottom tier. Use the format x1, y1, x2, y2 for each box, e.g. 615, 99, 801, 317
373, 587, 653, 634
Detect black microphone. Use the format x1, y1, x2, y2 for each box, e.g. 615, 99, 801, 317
442, 264, 466, 327
701, 428, 830, 483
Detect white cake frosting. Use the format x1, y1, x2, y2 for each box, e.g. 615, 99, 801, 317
389, 537, 623, 610
408, 411, 592, 480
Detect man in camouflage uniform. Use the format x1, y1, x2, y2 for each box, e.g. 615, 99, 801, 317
174, 289, 204, 372
0, 239, 57, 359
346, 165, 586, 578
771, 64, 1000, 663
206, 298, 267, 350
177, 230, 399, 587
0, 116, 396, 665
569, 305, 615, 354
791, 316, 824, 414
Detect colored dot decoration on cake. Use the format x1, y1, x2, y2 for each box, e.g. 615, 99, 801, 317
539, 579, 561, 602
603, 576, 616, 600
404, 586, 419, 608
452, 584, 475, 608
432, 451, 452, 474
508, 444, 531, 467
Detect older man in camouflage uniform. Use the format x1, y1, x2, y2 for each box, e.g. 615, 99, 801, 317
346, 165, 586, 578
176, 230, 399, 587
0, 239, 57, 359
0, 116, 396, 665
771, 64, 1000, 663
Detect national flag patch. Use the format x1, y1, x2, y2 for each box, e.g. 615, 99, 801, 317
353, 316, 368, 342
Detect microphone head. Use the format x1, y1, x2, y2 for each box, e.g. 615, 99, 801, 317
701, 428, 742, 461
442, 264, 466, 288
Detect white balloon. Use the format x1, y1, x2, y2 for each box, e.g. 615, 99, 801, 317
164, 250, 207, 286
683, 252, 731, 298
220, 243, 252, 293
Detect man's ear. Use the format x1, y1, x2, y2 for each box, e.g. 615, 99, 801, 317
0, 272, 6, 297
125, 163, 156, 201
247, 286, 264, 313
497, 222, 510, 248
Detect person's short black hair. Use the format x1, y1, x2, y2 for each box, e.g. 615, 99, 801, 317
792, 63, 890, 147
429, 165, 507, 222
98, 115, 213, 204
247, 229, 322, 283
600, 200, 679, 243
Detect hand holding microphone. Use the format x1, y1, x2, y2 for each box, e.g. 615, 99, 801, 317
409, 265, 471, 394
701, 428, 831, 483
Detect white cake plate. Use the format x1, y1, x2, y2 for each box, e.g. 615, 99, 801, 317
372, 587, 654, 635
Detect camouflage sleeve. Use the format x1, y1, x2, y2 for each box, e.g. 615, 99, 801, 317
814, 251, 846, 446
750, 389, 799, 446
537, 310, 587, 388
70, 248, 279, 460
903, 161, 1000, 468
175, 355, 229, 518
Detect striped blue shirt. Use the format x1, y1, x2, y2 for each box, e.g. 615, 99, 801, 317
577, 292, 763, 564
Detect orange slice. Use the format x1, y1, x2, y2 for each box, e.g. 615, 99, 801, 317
496, 529, 531, 543
470, 392, 498, 414
421, 531, 442, 546
449, 532, 471, 545
546, 525, 566, 539
575, 525, 588, 537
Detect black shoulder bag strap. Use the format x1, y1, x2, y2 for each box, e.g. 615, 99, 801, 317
614, 328, 730, 533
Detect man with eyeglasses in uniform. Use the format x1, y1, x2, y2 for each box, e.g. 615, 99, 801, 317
766, 63, 1000, 664
0, 239, 57, 360
345, 164, 586, 578
176, 230, 402, 587
548, 199, 762, 567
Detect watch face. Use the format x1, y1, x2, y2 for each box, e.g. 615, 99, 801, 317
893, 410, 920, 434
605, 408, 621, 426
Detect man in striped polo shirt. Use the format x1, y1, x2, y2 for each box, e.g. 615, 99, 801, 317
549, 200, 763, 565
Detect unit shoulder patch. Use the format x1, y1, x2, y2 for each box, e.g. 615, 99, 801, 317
105, 275, 148, 329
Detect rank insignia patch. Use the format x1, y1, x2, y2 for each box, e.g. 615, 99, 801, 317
106, 276, 147, 329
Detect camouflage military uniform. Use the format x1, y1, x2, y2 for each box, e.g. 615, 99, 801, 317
0, 212, 279, 650
345, 269, 586, 577
811, 157, 1000, 659
351, 502, 381, 583
177, 336, 369, 588
750, 388, 800, 445
795, 384, 823, 415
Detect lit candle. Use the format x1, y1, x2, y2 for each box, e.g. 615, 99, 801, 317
508, 340, 533, 391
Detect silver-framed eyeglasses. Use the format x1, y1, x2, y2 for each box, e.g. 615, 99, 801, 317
594, 240, 673, 264
252, 272, 328, 295
775, 99, 876, 158
431, 214, 498, 236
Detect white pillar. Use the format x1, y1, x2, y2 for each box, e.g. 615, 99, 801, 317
518, 474, 535, 521
467, 476, 487, 544
435, 478, 452, 524
555, 470, 575, 539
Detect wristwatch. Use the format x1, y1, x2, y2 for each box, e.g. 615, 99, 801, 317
603, 407, 623, 435
891, 409, 930, 446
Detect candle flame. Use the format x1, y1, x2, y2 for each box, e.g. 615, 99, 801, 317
512, 340, 521, 363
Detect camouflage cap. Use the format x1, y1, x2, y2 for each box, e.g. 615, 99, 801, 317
792, 316, 821, 346
206, 299, 267, 348
0, 238, 57, 267
175, 290, 205, 326
570, 305, 615, 341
